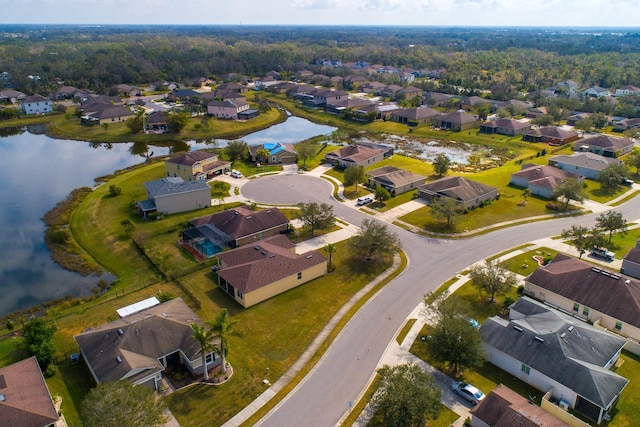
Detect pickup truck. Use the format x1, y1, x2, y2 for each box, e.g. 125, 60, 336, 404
590, 246, 615, 261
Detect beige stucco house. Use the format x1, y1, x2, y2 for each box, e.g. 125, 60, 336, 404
137, 177, 211, 217
366, 166, 426, 195
418, 176, 498, 208
324, 144, 388, 168
165, 150, 231, 181
249, 142, 297, 164
216, 235, 327, 307
207, 99, 250, 119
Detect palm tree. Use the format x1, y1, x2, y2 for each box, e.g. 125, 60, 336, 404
324, 243, 336, 272
191, 322, 216, 381
211, 309, 239, 375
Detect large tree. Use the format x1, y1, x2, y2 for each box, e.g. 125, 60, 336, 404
595, 210, 628, 243
598, 162, 628, 193
469, 259, 517, 303
324, 243, 336, 272
427, 316, 485, 375
81, 381, 167, 427
344, 164, 366, 193
166, 111, 190, 133
295, 140, 316, 168
432, 153, 452, 176
22, 318, 57, 371
191, 322, 217, 381
370, 364, 442, 427
349, 218, 400, 262
551, 177, 584, 210
626, 150, 640, 174
562, 225, 605, 259
210, 308, 239, 375
430, 196, 463, 227
296, 202, 335, 235
374, 186, 391, 205
225, 140, 249, 161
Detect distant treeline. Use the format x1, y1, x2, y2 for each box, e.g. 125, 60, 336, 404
2, 25, 640, 95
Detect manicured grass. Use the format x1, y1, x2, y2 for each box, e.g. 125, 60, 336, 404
46, 360, 95, 427
607, 350, 640, 427
369, 189, 419, 212
607, 229, 640, 257
396, 319, 417, 345
499, 247, 558, 276
584, 179, 629, 204
0, 336, 28, 366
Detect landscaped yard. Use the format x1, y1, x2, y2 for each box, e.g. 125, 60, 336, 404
499, 247, 558, 277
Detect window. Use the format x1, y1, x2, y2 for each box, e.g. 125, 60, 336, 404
237, 289, 243, 299
205, 353, 214, 363
616, 321, 622, 331
297, 272, 302, 280
583, 307, 590, 316
521, 364, 531, 375
573, 303, 579, 312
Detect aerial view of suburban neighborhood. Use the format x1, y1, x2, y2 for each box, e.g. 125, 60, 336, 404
5, 5, 640, 427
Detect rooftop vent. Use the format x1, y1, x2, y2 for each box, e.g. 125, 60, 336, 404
261, 251, 266, 255
561, 332, 567, 339
118, 328, 124, 336
267, 210, 272, 213
269, 254, 275, 258
568, 326, 574, 332
306, 255, 313, 259
610, 274, 620, 280
254, 246, 259, 250
513, 325, 523, 332
626, 279, 632, 284
162, 312, 167, 317
592, 267, 601, 273
116, 356, 123, 363
0, 394, 5, 402
534, 336, 544, 343
246, 216, 252, 220
601, 271, 610, 277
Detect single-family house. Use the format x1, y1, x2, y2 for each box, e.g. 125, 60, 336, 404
216, 82, 248, 94
556, 80, 580, 94
182, 206, 290, 257
613, 117, 640, 132
249, 142, 297, 164
360, 81, 386, 94
381, 84, 405, 98
286, 84, 316, 99
307, 89, 348, 108
522, 126, 579, 145
20, 94, 52, 115
575, 134, 635, 158
137, 177, 211, 218
324, 144, 388, 168
216, 235, 327, 308
254, 76, 278, 90
422, 92, 453, 107
566, 112, 591, 127
615, 85, 640, 97
267, 82, 297, 94
622, 239, 640, 280
207, 99, 250, 119
115, 84, 141, 97
583, 86, 611, 98
481, 297, 628, 424
366, 166, 426, 195
526, 106, 548, 119
526, 253, 640, 345
432, 111, 481, 131
479, 118, 532, 136
548, 152, 621, 180
295, 70, 314, 80
398, 86, 422, 100
75, 298, 219, 391
0, 89, 26, 104
470, 384, 571, 427
509, 164, 583, 199
169, 89, 201, 103
145, 111, 168, 133
0, 356, 60, 427
165, 150, 231, 181
390, 107, 441, 126
418, 176, 498, 209
327, 97, 375, 114
459, 96, 490, 110
354, 102, 400, 121
208, 90, 245, 103
494, 99, 534, 113
52, 85, 80, 100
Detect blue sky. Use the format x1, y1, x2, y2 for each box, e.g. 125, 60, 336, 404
1, 0, 639, 27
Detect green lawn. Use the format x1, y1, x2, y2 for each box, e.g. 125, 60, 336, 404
499, 247, 558, 276
608, 351, 640, 427
0, 336, 28, 366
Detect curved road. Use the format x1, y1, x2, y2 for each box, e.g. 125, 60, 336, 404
242, 174, 640, 426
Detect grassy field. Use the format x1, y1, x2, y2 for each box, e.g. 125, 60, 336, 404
499, 247, 558, 276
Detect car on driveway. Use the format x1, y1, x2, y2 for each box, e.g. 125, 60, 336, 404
231, 169, 243, 178
451, 381, 485, 405
356, 196, 373, 206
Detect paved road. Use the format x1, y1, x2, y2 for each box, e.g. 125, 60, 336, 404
242, 174, 640, 427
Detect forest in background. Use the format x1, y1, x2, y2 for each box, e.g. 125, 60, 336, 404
2, 25, 640, 96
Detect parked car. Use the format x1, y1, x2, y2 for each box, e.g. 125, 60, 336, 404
356, 196, 373, 206
622, 178, 634, 187
451, 381, 485, 405
230, 169, 243, 178
590, 246, 615, 261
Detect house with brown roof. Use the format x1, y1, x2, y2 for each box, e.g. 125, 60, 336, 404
390, 107, 441, 126
615, 85, 640, 97
458, 96, 490, 110
215, 235, 327, 308
324, 144, 388, 168
548, 152, 621, 179
359, 81, 386, 94
526, 106, 548, 119
432, 111, 481, 131
0, 356, 60, 427
613, 117, 640, 132
207, 99, 250, 119
254, 75, 279, 90
215, 82, 248, 94
480, 118, 532, 136
366, 166, 426, 195
145, 111, 168, 133
470, 384, 571, 427
0, 89, 27, 104
423, 92, 454, 106
182, 206, 290, 257
522, 126, 579, 145
308, 89, 348, 108
75, 298, 219, 390
165, 150, 230, 181
398, 86, 423, 100
509, 164, 583, 199
525, 253, 640, 345
575, 134, 635, 158
249, 142, 297, 164
418, 176, 498, 209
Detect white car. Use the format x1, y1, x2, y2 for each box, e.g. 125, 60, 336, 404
230, 169, 243, 178
451, 381, 485, 405
356, 196, 373, 206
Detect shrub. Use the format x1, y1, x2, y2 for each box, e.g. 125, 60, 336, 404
45, 364, 57, 377
157, 290, 175, 303
109, 184, 122, 196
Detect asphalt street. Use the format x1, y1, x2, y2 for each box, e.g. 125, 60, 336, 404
240, 173, 640, 427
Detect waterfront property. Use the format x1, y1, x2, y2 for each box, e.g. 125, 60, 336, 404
165, 150, 231, 181
249, 142, 297, 164
20, 94, 52, 115
137, 177, 211, 217
324, 143, 388, 168
216, 235, 327, 308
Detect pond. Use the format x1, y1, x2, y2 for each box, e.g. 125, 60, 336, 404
0, 116, 335, 318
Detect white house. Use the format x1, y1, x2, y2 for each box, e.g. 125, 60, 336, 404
615, 85, 640, 97
207, 99, 250, 119
21, 94, 52, 115
137, 177, 211, 218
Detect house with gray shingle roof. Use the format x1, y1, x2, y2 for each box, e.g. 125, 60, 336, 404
75, 298, 218, 390
366, 166, 426, 195
390, 106, 441, 126
622, 239, 640, 280
418, 176, 498, 208
165, 150, 231, 181
548, 152, 621, 179
575, 134, 635, 158
480, 118, 532, 136
20, 94, 52, 115
207, 99, 249, 119
432, 111, 480, 131
527, 253, 640, 345
510, 164, 583, 199
324, 144, 388, 168
0, 356, 60, 427
137, 177, 211, 218
215, 234, 327, 308
482, 297, 628, 424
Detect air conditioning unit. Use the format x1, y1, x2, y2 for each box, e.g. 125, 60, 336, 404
559, 400, 569, 411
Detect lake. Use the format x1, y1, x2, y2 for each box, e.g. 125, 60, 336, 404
0, 117, 336, 318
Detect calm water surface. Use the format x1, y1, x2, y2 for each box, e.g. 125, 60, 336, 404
0, 117, 335, 317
